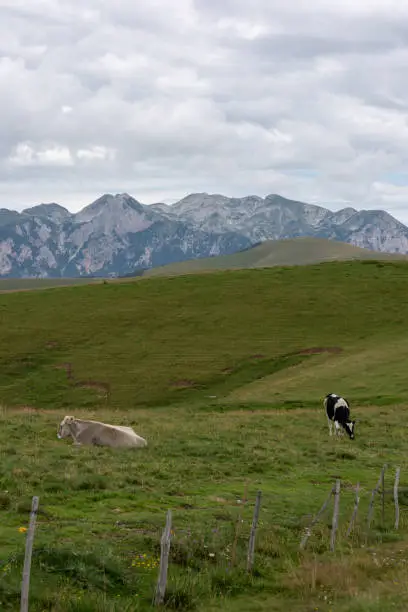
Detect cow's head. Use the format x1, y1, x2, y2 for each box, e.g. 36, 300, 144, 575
57, 415, 75, 439
344, 420, 356, 440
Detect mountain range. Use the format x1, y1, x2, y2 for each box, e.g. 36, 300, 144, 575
1, 192, 408, 277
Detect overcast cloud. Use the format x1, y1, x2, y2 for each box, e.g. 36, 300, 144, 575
2, 1, 408, 220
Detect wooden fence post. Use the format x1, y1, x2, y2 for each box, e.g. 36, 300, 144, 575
381, 464, 386, 527
247, 490, 262, 572
20, 496, 39, 612
346, 482, 360, 538
367, 464, 387, 538
330, 480, 341, 552
231, 480, 249, 567
300, 486, 334, 550
394, 467, 401, 530
154, 510, 172, 606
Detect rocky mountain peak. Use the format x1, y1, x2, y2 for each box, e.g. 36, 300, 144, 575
22, 203, 72, 223
0, 191, 407, 278
73, 193, 146, 224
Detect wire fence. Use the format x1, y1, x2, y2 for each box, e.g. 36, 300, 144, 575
4, 488, 263, 611
2, 464, 407, 610
299, 464, 405, 552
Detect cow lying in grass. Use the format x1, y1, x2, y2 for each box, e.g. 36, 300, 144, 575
57, 416, 148, 448
324, 393, 356, 440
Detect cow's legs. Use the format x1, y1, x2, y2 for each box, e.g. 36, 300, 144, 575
334, 421, 342, 436
327, 416, 333, 436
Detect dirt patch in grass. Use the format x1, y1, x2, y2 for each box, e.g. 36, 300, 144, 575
14, 405, 39, 414
53, 362, 110, 400
288, 346, 343, 356
53, 362, 73, 376
73, 380, 111, 398
209, 496, 229, 504
170, 379, 199, 388
45, 340, 59, 349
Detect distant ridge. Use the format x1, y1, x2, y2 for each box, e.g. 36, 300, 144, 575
2, 191, 408, 278
144, 237, 408, 277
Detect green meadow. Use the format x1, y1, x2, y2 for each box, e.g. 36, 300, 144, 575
0, 277, 100, 293
144, 237, 408, 277
1, 260, 408, 610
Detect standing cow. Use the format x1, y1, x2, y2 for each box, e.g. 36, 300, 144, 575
324, 393, 356, 439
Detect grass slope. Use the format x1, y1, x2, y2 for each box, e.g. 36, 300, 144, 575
144, 237, 408, 277
2, 260, 408, 610
0, 277, 102, 293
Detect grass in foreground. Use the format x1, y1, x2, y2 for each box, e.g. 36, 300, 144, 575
1, 260, 408, 609
1, 404, 408, 611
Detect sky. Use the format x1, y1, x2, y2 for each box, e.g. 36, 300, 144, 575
2, 1, 408, 221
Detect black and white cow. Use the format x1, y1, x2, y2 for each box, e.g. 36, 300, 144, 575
324, 393, 356, 439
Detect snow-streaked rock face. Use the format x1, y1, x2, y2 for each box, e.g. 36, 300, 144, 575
0, 191, 408, 277
23, 203, 72, 224
162, 193, 408, 254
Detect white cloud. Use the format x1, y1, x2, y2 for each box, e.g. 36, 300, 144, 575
76, 146, 115, 161
9, 142, 73, 166
1, 0, 408, 221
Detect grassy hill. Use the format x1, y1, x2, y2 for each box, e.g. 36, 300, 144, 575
2, 260, 408, 610
0, 276, 102, 293
144, 237, 408, 277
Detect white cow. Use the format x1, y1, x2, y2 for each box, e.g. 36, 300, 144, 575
57, 416, 148, 448
324, 393, 356, 440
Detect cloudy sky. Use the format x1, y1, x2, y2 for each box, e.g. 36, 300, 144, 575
2, 1, 408, 220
